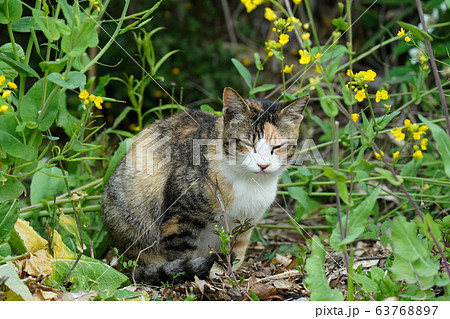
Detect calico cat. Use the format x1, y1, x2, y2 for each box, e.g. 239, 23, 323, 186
102, 87, 309, 285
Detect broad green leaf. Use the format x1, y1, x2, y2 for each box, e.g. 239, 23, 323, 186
397, 21, 432, 41
20, 78, 62, 131
316, 86, 338, 118
330, 187, 381, 250
0, 53, 39, 78
50, 257, 129, 292
231, 58, 252, 89
389, 256, 417, 284
418, 114, 450, 177
0, 43, 25, 81
332, 17, 349, 31
388, 216, 428, 261
0, 177, 24, 202
47, 71, 86, 90
375, 111, 400, 130
0, 115, 38, 161
304, 236, 344, 301
351, 272, 378, 293
30, 162, 67, 205
32, 9, 62, 41
39, 57, 69, 73
11, 16, 41, 32
323, 167, 352, 206
0, 0, 23, 24
61, 16, 98, 57
59, 213, 87, 253
0, 201, 18, 243
0, 262, 32, 301
0, 242, 12, 257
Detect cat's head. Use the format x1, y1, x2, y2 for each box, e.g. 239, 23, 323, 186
221, 87, 309, 177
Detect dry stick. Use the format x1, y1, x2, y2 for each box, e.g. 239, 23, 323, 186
220, 0, 237, 48
414, 0, 450, 136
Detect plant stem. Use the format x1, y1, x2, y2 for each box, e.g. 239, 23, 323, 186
414, 0, 450, 136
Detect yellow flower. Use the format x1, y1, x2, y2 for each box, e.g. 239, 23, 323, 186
264, 8, 277, 21
2, 90, 11, 98
405, 36, 411, 42
241, 0, 263, 13
94, 96, 103, 109
89, 94, 96, 101
298, 50, 311, 64
315, 64, 323, 74
397, 28, 405, 37
303, 23, 309, 30
404, 119, 411, 127
283, 64, 294, 74
315, 52, 322, 59
293, 0, 302, 4
420, 138, 428, 150
390, 127, 405, 141
279, 34, 290, 45
418, 125, 428, 132
393, 151, 400, 159
79, 90, 89, 99
413, 150, 423, 159
309, 76, 320, 90
0, 104, 8, 113
419, 55, 428, 64
412, 132, 422, 140
301, 32, 310, 40
351, 113, 360, 122
83, 99, 89, 104
268, 51, 274, 57
363, 69, 376, 82
375, 90, 389, 103
7, 82, 17, 89
172, 67, 180, 75
374, 150, 384, 160
346, 69, 354, 77
287, 17, 300, 25
0, 75, 5, 86
354, 89, 366, 102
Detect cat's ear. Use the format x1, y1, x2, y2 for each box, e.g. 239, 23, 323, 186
278, 95, 309, 126
223, 87, 251, 120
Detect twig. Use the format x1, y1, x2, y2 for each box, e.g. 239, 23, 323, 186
254, 270, 302, 283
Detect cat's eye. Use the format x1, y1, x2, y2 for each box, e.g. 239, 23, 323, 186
271, 143, 286, 155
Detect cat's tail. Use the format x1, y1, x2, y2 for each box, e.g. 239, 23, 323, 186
130, 254, 219, 285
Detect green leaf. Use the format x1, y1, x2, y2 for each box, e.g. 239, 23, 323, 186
11, 16, 41, 32
47, 71, 86, 90
316, 86, 338, 118
418, 115, 450, 177
231, 58, 252, 89
153, 49, 179, 75
50, 257, 129, 292
254, 52, 263, 71
351, 272, 378, 293
0, 0, 23, 24
103, 138, 133, 186
330, 187, 381, 250
304, 236, 344, 301
30, 162, 67, 205
0, 201, 18, 243
323, 167, 352, 206
39, 57, 69, 73
388, 216, 428, 262
250, 84, 276, 95
32, 9, 63, 41
397, 21, 432, 41
0, 178, 24, 203
374, 167, 403, 186
61, 16, 98, 57
375, 111, 400, 130
0, 43, 25, 81
0, 262, 32, 301
20, 78, 62, 131
0, 52, 39, 78
332, 17, 349, 31
0, 115, 38, 161
360, 112, 374, 147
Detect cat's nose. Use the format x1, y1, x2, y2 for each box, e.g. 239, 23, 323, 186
258, 163, 270, 170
